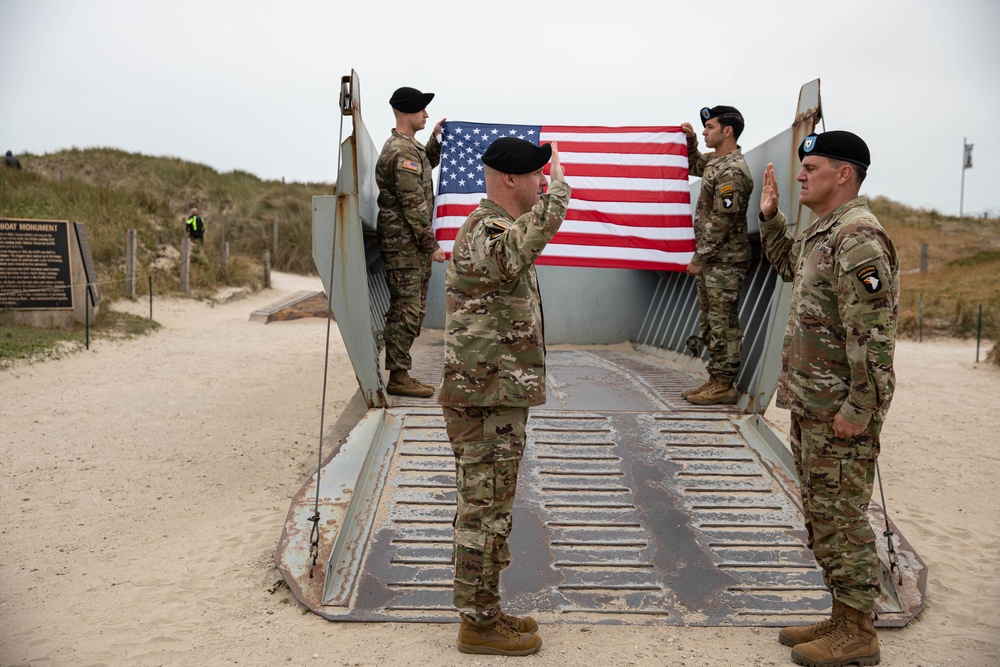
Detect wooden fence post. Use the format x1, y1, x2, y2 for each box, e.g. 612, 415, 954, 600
264, 251, 271, 288
180, 237, 190, 293
126, 228, 137, 299
220, 215, 229, 284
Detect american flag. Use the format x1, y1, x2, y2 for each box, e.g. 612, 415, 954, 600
432, 122, 695, 271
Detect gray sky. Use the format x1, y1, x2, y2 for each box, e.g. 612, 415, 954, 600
2, 0, 998, 216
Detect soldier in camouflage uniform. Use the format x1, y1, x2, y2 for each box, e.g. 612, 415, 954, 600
758, 131, 898, 667
680, 105, 754, 405
438, 137, 571, 656
376, 86, 447, 398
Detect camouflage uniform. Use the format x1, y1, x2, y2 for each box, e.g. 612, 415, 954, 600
375, 129, 441, 371
759, 196, 899, 612
687, 139, 753, 382
438, 179, 572, 625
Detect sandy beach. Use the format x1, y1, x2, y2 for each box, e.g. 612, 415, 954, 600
2, 274, 998, 667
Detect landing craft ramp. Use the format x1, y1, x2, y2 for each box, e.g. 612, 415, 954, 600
275, 71, 926, 626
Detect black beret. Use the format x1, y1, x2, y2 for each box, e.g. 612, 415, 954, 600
482, 138, 552, 174
700, 105, 743, 127
798, 130, 871, 169
389, 86, 434, 113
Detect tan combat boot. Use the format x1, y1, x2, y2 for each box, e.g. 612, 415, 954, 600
779, 600, 845, 647
686, 379, 737, 405
413, 376, 436, 392
387, 370, 434, 398
500, 609, 538, 634
457, 616, 542, 656
791, 605, 880, 667
681, 377, 713, 399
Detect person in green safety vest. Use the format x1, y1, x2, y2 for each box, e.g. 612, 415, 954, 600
186, 208, 206, 242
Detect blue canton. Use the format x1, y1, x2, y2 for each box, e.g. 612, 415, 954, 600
438, 122, 543, 195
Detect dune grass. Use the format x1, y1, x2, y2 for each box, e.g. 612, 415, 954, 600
1, 147, 329, 300
2, 150, 997, 365
870, 196, 1000, 357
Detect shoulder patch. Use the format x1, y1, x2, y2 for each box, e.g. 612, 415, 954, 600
838, 238, 883, 272
719, 183, 734, 196
399, 158, 420, 173
486, 218, 511, 231
484, 218, 511, 241
856, 265, 883, 294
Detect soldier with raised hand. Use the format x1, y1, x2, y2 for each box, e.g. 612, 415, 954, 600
438, 137, 571, 656
758, 131, 899, 667
680, 105, 754, 405
375, 86, 447, 398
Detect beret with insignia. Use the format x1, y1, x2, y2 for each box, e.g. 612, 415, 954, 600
700, 104, 743, 127
390, 86, 434, 113
482, 137, 552, 174
799, 130, 871, 170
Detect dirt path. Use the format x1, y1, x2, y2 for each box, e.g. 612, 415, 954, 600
1, 276, 997, 666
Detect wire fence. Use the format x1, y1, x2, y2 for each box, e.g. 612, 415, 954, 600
1, 275, 156, 351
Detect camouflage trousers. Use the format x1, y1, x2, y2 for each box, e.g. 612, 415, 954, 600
790, 412, 882, 612
383, 255, 432, 371
695, 261, 748, 383
442, 405, 529, 626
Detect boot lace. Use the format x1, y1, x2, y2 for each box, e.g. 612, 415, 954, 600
822, 612, 863, 651
493, 615, 520, 638
499, 610, 527, 632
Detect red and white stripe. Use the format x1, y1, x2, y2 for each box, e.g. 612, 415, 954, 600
433, 125, 694, 271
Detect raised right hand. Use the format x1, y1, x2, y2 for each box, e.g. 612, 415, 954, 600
760, 162, 779, 221
680, 122, 696, 139
549, 142, 565, 183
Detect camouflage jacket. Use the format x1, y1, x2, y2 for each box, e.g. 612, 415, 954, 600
687, 139, 753, 266
437, 180, 573, 407
760, 197, 899, 426
375, 129, 442, 269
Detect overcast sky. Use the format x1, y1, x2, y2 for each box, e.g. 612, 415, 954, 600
2, 0, 998, 216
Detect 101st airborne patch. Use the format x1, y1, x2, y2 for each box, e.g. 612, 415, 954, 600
856, 265, 883, 294
720, 183, 734, 210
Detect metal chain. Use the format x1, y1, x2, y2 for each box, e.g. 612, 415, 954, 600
309, 84, 349, 578
875, 458, 902, 584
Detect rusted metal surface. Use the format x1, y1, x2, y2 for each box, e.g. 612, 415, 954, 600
283, 73, 927, 627
312, 71, 387, 409
278, 346, 925, 626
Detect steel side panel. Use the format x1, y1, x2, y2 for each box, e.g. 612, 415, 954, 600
275, 409, 387, 609
313, 191, 385, 407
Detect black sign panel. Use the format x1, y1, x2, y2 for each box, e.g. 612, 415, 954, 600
73, 222, 102, 306
0, 219, 74, 310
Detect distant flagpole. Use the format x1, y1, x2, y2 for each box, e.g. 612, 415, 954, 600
960, 137, 973, 218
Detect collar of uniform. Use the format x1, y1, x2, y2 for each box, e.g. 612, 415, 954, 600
707, 145, 743, 166
390, 128, 426, 150
478, 198, 515, 222
801, 195, 869, 242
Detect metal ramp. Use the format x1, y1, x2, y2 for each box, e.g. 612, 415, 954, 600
276, 71, 925, 629
279, 344, 924, 626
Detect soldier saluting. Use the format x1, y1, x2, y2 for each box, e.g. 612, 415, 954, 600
759, 131, 899, 667
438, 137, 571, 656
375, 86, 447, 397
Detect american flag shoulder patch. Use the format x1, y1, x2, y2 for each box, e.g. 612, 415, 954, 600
399, 158, 420, 173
